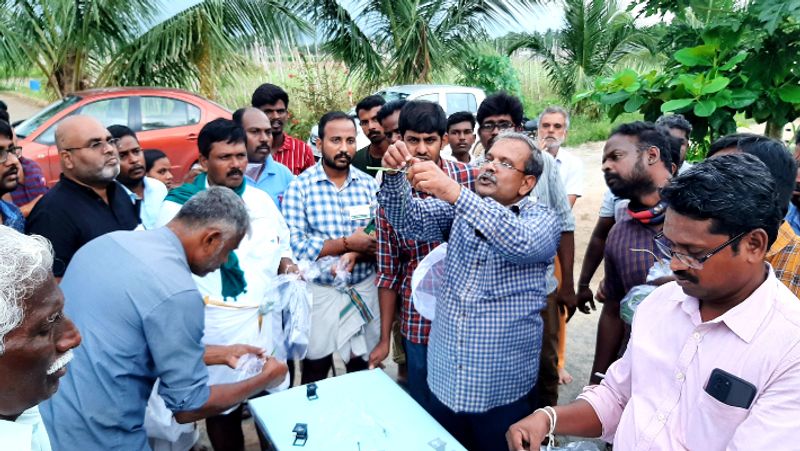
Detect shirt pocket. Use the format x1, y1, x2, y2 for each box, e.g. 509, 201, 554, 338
685, 391, 749, 450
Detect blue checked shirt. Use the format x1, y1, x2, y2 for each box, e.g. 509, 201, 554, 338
282, 162, 380, 285
378, 173, 561, 413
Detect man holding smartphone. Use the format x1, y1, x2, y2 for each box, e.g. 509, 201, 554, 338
508, 154, 800, 450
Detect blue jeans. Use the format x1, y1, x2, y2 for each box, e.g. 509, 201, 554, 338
403, 338, 432, 412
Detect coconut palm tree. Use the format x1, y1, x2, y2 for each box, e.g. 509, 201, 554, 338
505, 0, 654, 105
307, 0, 540, 87
0, 0, 308, 99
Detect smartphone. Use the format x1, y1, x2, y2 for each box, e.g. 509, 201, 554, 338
704, 368, 757, 409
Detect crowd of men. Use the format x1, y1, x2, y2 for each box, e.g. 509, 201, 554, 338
1, 84, 800, 451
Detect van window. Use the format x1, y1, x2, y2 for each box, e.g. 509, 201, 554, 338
446, 93, 477, 114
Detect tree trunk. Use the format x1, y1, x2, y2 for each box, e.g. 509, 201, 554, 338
765, 120, 785, 139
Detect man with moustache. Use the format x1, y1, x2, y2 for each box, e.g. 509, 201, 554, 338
367, 101, 478, 412
538, 106, 583, 207
377, 99, 407, 146
588, 122, 673, 385
379, 131, 560, 450
351, 95, 388, 177
473, 92, 576, 409
0, 226, 82, 450
0, 120, 24, 232
441, 111, 477, 164
251, 83, 315, 175
232, 107, 294, 207
26, 115, 138, 277
157, 119, 296, 450
108, 125, 168, 230
282, 111, 381, 384
508, 154, 800, 450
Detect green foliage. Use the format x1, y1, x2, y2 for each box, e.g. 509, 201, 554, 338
580, 0, 800, 155
0, 0, 308, 98
504, 0, 654, 108
306, 0, 538, 87
457, 49, 521, 95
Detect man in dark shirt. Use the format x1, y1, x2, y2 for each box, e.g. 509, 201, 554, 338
351, 95, 388, 177
26, 115, 138, 277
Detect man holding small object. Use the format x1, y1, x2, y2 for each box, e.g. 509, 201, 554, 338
378, 132, 561, 450
507, 154, 800, 450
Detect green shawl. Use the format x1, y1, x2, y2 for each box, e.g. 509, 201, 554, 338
166, 173, 247, 300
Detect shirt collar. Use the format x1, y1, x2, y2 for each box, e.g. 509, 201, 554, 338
674, 264, 777, 343
766, 221, 798, 259
309, 160, 360, 185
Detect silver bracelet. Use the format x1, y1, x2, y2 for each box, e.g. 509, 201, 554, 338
533, 406, 557, 449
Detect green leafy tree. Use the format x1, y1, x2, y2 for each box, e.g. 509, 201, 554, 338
0, 0, 307, 98
504, 0, 653, 106
580, 0, 800, 153
457, 47, 521, 95
307, 0, 538, 87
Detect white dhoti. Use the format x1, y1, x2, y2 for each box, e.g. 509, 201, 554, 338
307, 273, 380, 362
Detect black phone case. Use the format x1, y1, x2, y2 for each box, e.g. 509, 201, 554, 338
705, 368, 757, 409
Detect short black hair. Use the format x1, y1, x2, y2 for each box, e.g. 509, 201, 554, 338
656, 113, 693, 136
0, 100, 7, 111
198, 118, 246, 158
0, 120, 12, 140
377, 100, 406, 124
610, 121, 673, 170
665, 134, 682, 175
662, 153, 782, 248
231, 107, 246, 126
0, 110, 8, 124
398, 101, 447, 137
708, 133, 796, 213
317, 111, 354, 141
107, 124, 137, 141
476, 92, 524, 127
355, 95, 386, 115
251, 83, 289, 109
447, 111, 476, 132
143, 149, 168, 172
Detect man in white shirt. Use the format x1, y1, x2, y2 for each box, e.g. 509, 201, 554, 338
156, 118, 297, 450
108, 125, 168, 229
0, 226, 82, 450
538, 106, 584, 207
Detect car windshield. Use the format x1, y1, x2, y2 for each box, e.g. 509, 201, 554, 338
14, 95, 82, 139
377, 91, 410, 102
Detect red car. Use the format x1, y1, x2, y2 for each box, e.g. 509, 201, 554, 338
14, 87, 231, 186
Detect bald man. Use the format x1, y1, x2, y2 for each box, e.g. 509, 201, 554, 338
26, 115, 139, 277
232, 107, 295, 207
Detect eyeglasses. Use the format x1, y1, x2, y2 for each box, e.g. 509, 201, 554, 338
64, 138, 120, 153
481, 158, 526, 174
479, 121, 514, 132
0, 145, 22, 164
653, 231, 746, 270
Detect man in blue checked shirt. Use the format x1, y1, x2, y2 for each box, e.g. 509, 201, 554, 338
282, 111, 381, 384
378, 132, 561, 450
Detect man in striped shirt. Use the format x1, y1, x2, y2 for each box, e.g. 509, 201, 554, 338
251, 83, 315, 175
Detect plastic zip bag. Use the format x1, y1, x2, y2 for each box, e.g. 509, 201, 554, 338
620, 250, 672, 325
411, 243, 448, 321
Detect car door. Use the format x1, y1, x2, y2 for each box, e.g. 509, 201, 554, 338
133, 96, 203, 182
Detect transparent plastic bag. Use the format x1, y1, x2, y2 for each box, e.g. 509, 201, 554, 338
411, 243, 448, 321
234, 353, 265, 381
312, 255, 351, 290
261, 270, 313, 361
620, 255, 672, 324
541, 441, 601, 451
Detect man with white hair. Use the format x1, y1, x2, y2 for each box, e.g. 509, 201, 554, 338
538, 106, 584, 208
26, 115, 139, 277
0, 225, 82, 450
40, 187, 289, 450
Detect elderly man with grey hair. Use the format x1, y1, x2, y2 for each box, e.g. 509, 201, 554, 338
537, 106, 584, 208
40, 187, 289, 451
0, 226, 82, 450
378, 133, 562, 450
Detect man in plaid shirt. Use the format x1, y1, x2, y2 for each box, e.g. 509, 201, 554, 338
378, 132, 560, 450
367, 101, 478, 412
